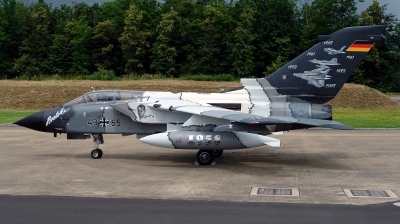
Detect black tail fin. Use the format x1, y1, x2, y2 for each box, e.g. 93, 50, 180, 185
265, 25, 386, 104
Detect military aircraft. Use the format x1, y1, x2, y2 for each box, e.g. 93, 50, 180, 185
324, 46, 346, 55
293, 67, 331, 88
15, 25, 385, 165
308, 58, 340, 66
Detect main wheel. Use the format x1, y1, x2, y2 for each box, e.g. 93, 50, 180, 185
213, 150, 223, 157
196, 150, 215, 165
91, 149, 103, 159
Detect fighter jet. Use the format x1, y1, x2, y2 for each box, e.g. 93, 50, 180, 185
15, 25, 385, 165
293, 68, 331, 88
308, 58, 340, 66
324, 46, 346, 55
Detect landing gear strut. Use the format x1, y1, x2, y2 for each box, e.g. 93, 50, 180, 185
196, 150, 215, 165
91, 134, 104, 159
213, 150, 224, 157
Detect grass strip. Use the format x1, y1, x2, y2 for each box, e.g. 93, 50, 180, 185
333, 109, 400, 128
0, 110, 38, 124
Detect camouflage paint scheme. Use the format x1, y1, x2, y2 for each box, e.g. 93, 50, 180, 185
15, 25, 386, 165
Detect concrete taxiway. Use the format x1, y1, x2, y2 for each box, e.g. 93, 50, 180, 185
0, 127, 399, 205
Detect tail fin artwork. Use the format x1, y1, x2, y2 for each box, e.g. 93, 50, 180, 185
324, 46, 346, 55
264, 25, 386, 103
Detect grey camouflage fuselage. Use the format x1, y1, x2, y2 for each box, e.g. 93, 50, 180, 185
15, 25, 386, 164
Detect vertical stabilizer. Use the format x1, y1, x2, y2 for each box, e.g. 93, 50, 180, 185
263, 25, 386, 103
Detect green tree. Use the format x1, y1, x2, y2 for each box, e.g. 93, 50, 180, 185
97, 1, 126, 75
151, 0, 196, 76
198, 3, 231, 74
350, 0, 399, 92
119, 5, 151, 74
151, 10, 179, 76
386, 23, 400, 91
48, 34, 73, 75
179, 14, 203, 74
158, 0, 197, 76
64, 15, 93, 75
230, 6, 256, 78
92, 20, 115, 71
0, 6, 8, 78
136, 0, 162, 35
51, 4, 73, 35
135, 0, 162, 74
253, 0, 300, 76
300, 0, 358, 50
48, 3, 73, 76
182, 3, 231, 75
263, 55, 287, 76
13, 6, 51, 77
0, 0, 28, 78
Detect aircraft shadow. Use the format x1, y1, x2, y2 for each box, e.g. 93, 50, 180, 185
35, 149, 350, 172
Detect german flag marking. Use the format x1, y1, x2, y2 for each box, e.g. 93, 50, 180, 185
347, 40, 375, 52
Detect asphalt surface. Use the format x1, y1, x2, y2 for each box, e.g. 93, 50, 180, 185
1, 127, 400, 223
1, 195, 399, 224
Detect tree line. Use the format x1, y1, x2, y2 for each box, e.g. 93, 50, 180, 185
0, 0, 399, 92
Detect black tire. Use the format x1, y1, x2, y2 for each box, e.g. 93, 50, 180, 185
213, 150, 223, 157
196, 150, 215, 165
91, 149, 103, 159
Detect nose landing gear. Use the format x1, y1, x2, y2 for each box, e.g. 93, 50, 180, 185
91, 148, 103, 159
91, 134, 104, 159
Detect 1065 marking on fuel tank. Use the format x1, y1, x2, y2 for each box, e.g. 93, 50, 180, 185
187, 135, 221, 145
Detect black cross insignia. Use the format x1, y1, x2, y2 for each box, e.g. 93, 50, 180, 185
99, 117, 109, 127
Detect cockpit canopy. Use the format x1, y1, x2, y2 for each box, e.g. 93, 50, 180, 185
63, 90, 144, 106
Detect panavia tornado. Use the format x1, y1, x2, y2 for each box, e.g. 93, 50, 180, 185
293, 67, 331, 88
15, 25, 385, 165
308, 58, 340, 66
324, 46, 346, 55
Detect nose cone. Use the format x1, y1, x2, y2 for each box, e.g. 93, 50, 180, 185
14, 110, 46, 132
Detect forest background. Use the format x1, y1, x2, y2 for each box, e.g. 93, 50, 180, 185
0, 0, 399, 92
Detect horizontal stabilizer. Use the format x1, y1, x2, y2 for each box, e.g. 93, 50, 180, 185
297, 118, 354, 130
243, 116, 353, 130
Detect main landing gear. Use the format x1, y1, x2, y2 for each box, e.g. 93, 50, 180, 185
196, 150, 224, 165
213, 149, 223, 157
91, 134, 104, 159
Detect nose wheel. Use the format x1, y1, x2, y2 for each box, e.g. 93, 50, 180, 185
91, 148, 103, 159
91, 134, 104, 159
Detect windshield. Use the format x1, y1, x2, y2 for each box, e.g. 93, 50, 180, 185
85, 91, 115, 103
116, 90, 144, 102
63, 90, 145, 106
64, 96, 85, 106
